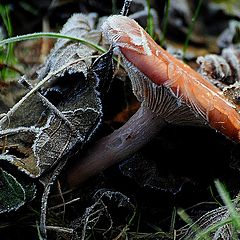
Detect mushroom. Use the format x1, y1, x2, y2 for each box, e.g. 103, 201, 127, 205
66, 15, 240, 188
102, 15, 240, 142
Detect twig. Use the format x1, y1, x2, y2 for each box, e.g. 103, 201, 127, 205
0, 57, 93, 126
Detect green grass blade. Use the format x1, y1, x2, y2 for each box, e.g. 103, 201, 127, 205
146, 0, 154, 38
160, 0, 171, 46
194, 217, 232, 240
0, 32, 106, 53
170, 206, 177, 233
215, 179, 240, 229
178, 208, 211, 240
0, 4, 16, 80
183, 0, 203, 59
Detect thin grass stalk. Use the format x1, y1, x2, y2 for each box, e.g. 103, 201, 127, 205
183, 0, 203, 59
215, 180, 240, 229
0, 32, 106, 53
146, 0, 154, 38
160, 0, 171, 46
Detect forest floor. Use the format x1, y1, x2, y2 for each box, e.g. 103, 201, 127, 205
0, 0, 240, 239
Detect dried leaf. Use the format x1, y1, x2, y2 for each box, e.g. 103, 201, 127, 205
119, 153, 187, 194
37, 13, 101, 81
71, 189, 135, 240
0, 13, 114, 238
0, 13, 105, 178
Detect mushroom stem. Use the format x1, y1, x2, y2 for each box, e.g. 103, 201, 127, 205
66, 106, 165, 188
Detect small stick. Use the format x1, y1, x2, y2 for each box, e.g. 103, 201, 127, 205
0, 57, 88, 126
19, 77, 75, 130
120, 0, 133, 16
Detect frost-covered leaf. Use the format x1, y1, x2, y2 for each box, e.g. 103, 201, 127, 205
24, 183, 37, 202
0, 168, 36, 213
0, 168, 25, 213
0, 94, 48, 177
88, 47, 113, 94
0, 13, 113, 237
119, 153, 187, 194
37, 13, 101, 80
71, 189, 135, 240
0, 13, 106, 178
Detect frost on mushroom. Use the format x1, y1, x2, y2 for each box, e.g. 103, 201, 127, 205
102, 15, 153, 56
102, 15, 204, 125
102, 15, 240, 142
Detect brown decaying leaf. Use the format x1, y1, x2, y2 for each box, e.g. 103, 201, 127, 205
0, 12, 114, 240
0, 13, 104, 178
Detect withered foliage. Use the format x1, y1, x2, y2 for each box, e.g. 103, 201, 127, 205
0, 13, 105, 178
71, 189, 135, 240
0, 12, 113, 237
